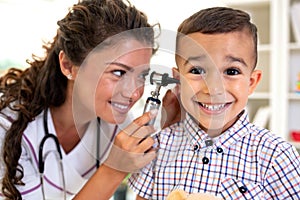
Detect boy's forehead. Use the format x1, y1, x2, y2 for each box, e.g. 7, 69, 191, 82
176, 33, 208, 62
176, 31, 256, 68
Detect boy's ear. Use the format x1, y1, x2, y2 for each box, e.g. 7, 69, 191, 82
172, 67, 180, 95
172, 67, 180, 80
59, 51, 77, 80
248, 69, 262, 95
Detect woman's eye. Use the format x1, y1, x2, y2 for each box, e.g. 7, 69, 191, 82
225, 68, 241, 75
135, 73, 148, 87
190, 67, 205, 75
112, 70, 126, 77
139, 72, 149, 80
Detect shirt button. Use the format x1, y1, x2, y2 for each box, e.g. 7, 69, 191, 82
239, 186, 248, 194
205, 140, 213, 147
202, 157, 209, 164
217, 147, 223, 153
193, 145, 199, 151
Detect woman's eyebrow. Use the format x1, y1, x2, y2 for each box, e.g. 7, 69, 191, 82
106, 62, 132, 71
106, 62, 150, 74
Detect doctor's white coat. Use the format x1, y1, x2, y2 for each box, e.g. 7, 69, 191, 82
0, 109, 118, 200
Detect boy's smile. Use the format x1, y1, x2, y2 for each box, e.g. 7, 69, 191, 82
196, 102, 231, 114
175, 30, 261, 136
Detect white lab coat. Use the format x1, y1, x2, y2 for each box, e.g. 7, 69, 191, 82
0, 108, 118, 200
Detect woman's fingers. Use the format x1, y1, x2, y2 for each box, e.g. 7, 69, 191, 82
120, 126, 155, 149
135, 150, 156, 168
104, 139, 156, 172
122, 109, 158, 136
161, 89, 183, 128
104, 110, 158, 172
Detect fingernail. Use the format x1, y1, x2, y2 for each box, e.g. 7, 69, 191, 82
149, 109, 158, 118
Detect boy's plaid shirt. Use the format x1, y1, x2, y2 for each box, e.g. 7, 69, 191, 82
129, 111, 300, 199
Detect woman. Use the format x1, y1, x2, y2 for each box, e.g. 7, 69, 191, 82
0, 0, 163, 199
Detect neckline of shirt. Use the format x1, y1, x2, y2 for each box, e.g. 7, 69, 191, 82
183, 110, 250, 152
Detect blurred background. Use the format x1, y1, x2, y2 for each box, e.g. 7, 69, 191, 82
1, 0, 300, 199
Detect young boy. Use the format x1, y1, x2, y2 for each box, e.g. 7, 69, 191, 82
128, 7, 300, 199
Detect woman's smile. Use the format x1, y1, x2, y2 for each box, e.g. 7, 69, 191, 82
110, 100, 131, 114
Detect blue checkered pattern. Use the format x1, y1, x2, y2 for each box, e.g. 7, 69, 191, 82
128, 111, 300, 199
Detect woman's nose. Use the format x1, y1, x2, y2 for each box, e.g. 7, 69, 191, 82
120, 77, 143, 100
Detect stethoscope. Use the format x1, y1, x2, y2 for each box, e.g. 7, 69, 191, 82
38, 108, 118, 200
39, 108, 66, 200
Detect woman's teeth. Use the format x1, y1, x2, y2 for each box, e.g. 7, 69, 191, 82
111, 102, 129, 110
200, 103, 226, 111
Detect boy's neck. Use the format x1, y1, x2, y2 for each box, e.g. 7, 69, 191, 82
189, 110, 246, 138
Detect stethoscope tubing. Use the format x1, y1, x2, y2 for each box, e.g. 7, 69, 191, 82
38, 108, 117, 199
39, 108, 66, 200
38, 133, 63, 174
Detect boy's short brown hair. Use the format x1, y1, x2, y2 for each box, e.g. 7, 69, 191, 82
176, 7, 258, 68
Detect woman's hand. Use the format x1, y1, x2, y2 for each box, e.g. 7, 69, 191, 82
104, 110, 158, 173
160, 87, 184, 129
74, 111, 157, 200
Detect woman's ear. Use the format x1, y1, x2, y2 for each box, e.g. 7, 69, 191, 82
59, 51, 76, 80
248, 69, 262, 95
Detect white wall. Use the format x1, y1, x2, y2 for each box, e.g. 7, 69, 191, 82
0, 0, 77, 67
131, 0, 226, 31
0, 0, 226, 66
0, 0, 226, 128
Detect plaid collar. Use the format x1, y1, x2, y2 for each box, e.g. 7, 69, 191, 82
183, 110, 251, 152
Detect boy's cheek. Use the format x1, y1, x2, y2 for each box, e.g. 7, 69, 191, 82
179, 81, 194, 98
181, 79, 203, 95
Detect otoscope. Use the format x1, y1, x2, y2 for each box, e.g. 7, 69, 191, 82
143, 71, 179, 125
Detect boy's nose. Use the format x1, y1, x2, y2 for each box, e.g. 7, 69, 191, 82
203, 72, 224, 96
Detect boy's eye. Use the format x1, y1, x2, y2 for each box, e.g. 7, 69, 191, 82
190, 66, 205, 75
112, 69, 126, 77
225, 68, 241, 75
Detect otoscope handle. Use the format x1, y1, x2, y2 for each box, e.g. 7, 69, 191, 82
143, 97, 161, 125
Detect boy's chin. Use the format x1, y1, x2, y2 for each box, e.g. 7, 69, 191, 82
205, 127, 224, 137
199, 121, 227, 136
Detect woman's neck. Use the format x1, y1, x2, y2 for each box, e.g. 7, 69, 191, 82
50, 105, 88, 154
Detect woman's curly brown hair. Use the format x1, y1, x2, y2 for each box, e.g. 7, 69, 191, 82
0, 0, 158, 199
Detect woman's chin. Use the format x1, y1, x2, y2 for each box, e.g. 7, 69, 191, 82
102, 114, 127, 125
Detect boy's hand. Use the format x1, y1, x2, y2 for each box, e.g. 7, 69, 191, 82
104, 110, 157, 173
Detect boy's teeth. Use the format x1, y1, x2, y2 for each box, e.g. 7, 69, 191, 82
201, 103, 226, 111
